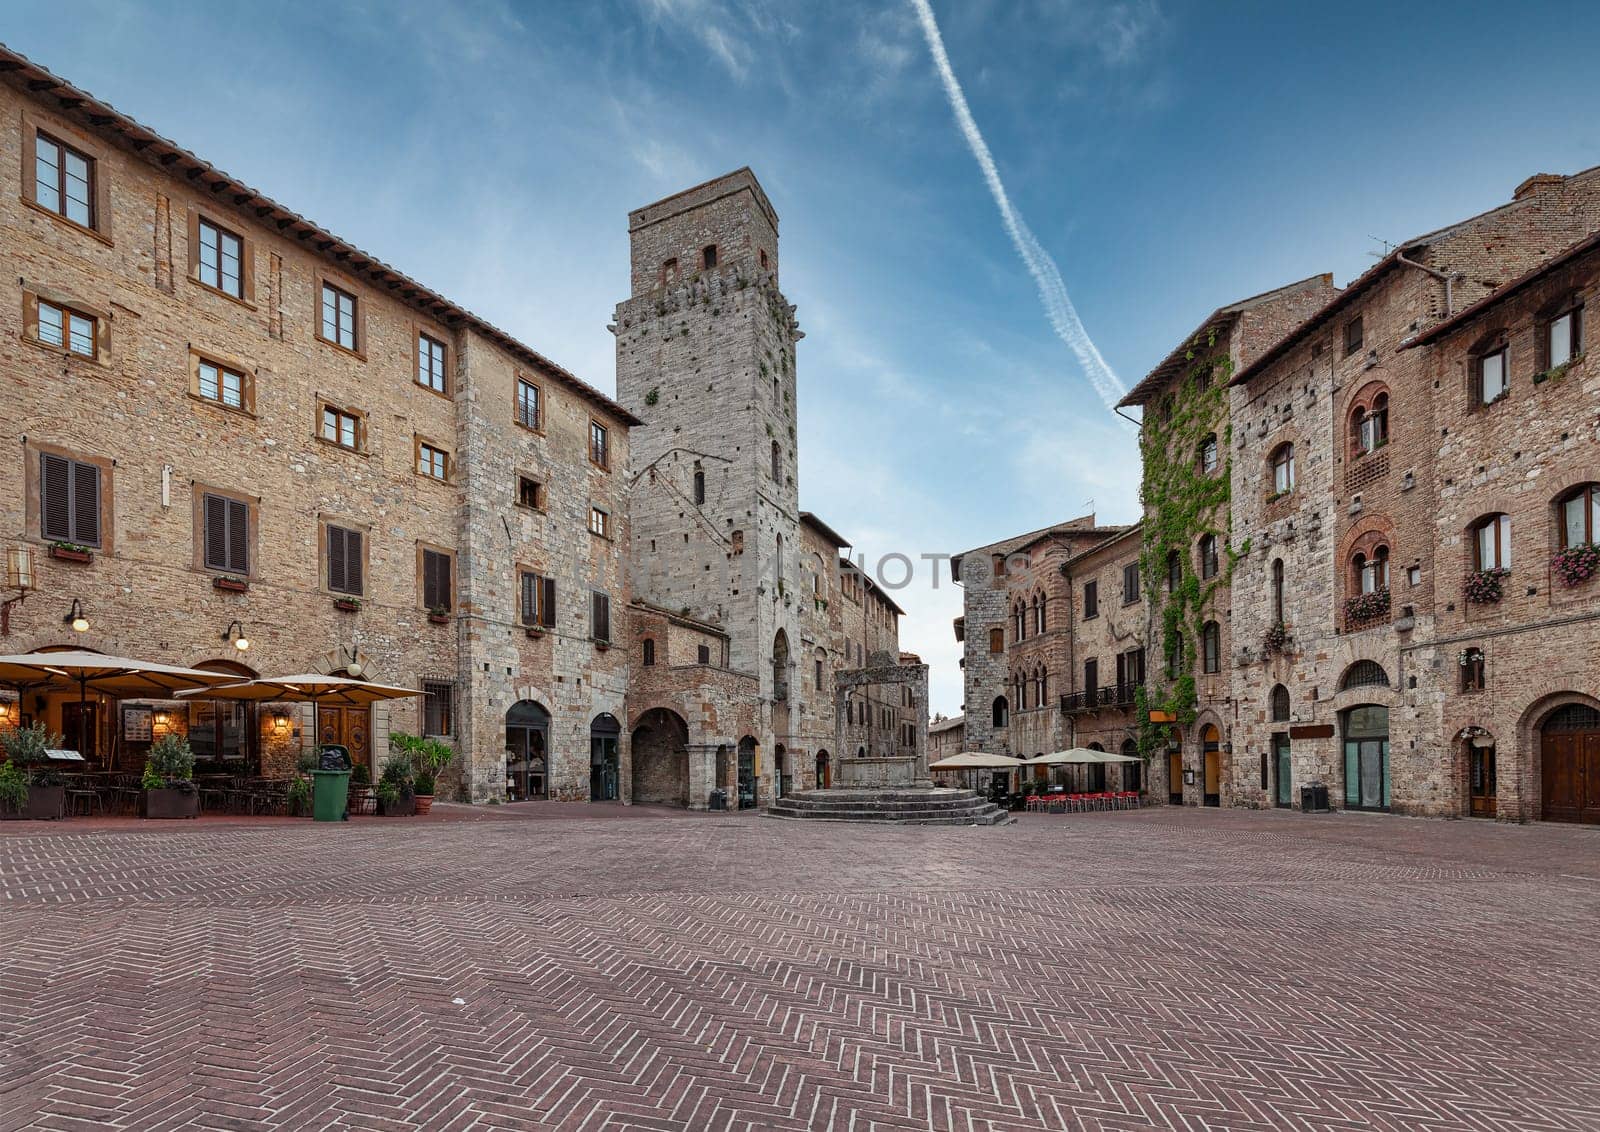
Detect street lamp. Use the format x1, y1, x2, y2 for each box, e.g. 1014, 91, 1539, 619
222, 620, 250, 651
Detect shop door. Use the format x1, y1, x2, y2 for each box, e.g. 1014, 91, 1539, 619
1273, 733, 1292, 808
1168, 750, 1183, 805
1542, 715, 1600, 825
1468, 744, 1497, 818
737, 746, 757, 808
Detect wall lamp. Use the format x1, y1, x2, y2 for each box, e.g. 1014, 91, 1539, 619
63, 598, 89, 633
222, 620, 250, 651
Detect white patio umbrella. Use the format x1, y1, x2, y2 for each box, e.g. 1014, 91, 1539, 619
1025, 748, 1141, 766
177, 673, 424, 707
929, 751, 1025, 770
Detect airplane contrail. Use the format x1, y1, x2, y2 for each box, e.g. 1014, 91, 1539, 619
909, 0, 1126, 407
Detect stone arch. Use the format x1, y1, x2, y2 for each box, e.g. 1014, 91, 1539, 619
1270, 683, 1291, 723
1516, 690, 1600, 823
506, 700, 551, 801
631, 707, 689, 806
1339, 659, 1390, 693
1345, 378, 1390, 456
814, 748, 830, 789
736, 734, 758, 809
992, 695, 1009, 728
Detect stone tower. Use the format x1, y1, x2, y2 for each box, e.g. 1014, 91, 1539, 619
614, 169, 804, 727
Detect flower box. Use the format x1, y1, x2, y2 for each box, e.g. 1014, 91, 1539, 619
0, 784, 65, 821
49, 545, 93, 564
333, 597, 361, 612
377, 787, 415, 817
1464, 568, 1510, 605
1552, 543, 1600, 587
143, 786, 199, 819
213, 575, 249, 593
427, 612, 450, 625
524, 626, 545, 639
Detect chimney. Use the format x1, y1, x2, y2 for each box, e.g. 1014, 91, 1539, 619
1513, 173, 1564, 200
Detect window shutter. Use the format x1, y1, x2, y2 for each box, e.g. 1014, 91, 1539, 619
204, 494, 229, 571
541, 577, 556, 627
593, 592, 610, 641
346, 530, 363, 595
40, 453, 71, 541
71, 460, 100, 546
422, 549, 451, 611
226, 498, 249, 573
328, 527, 347, 593
520, 573, 533, 624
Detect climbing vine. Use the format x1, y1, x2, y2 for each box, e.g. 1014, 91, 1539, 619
1135, 329, 1249, 758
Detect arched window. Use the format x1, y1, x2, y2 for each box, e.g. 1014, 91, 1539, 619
1471, 514, 1512, 571
1199, 534, 1219, 580
1034, 594, 1046, 634
1557, 483, 1600, 549
693, 467, 706, 505
1271, 558, 1286, 624
642, 638, 655, 666
1353, 545, 1390, 593
1353, 391, 1389, 455
771, 440, 781, 481
1270, 443, 1295, 495
1339, 659, 1390, 691
1167, 550, 1182, 593
992, 696, 1009, 728
1199, 434, 1219, 474
1270, 684, 1291, 722
1201, 621, 1221, 674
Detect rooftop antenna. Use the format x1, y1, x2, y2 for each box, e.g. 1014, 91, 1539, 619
1366, 234, 1397, 260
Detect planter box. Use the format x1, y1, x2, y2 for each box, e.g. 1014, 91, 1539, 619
0, 784, 66, 820
427, 613, 450, 625
49, 546, 93, 564
524, 627, 545, 639
144, 786, 200, 819
377, 788, 416, 817
213, 576, 249, 593
333, 598, 361, 612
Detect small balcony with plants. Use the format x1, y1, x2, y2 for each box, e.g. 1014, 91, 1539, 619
1342, 587, 1391, 632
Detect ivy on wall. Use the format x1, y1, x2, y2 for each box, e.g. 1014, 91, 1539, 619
1135, 329, 1248, 757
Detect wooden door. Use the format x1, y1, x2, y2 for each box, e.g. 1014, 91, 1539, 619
1468, 745, 1497, 818
1167, 751, 1183, 805
1543, 730, 1600, 825
317, 706, 372, 774
62, 701, 98, 761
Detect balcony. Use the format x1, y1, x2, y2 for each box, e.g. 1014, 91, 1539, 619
1059, 684, 1140, 715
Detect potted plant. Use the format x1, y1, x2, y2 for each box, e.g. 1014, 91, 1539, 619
427, 605, 450, 625
333, 596, 362, 612
49, 540, 93, 564
390, 731, 456, 815
1464, 567, 1510, 605
376, 754, 414, 816
375, 779, 401, 814
286, 776, 311, 817
142, 733, 199, 818
1552, 543, 1600, 587
213, 574, 249, 593
0, 760, 30, 819
1, 723, 67, 820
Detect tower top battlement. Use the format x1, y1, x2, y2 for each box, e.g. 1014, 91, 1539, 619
626, 167, 780, 297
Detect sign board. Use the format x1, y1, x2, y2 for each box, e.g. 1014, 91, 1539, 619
43, 748, 87, 762
122, 706, 154, 742
1289, 724, 1335, 740
1148, 710, 1177, 723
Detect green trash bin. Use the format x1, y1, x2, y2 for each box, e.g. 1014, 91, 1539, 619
312, 745, 352, 822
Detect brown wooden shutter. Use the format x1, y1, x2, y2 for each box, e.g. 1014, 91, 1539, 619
541, 577, 556, 627
226, 498, 248, 573
204, 494, 229, 570
593, 592, 610, 641
328, 527, 347, 593
71, 460, 100, 546
345, 529, 363, 595
422, 549, 451, 611
40, 453, 72, 541
520, 573, 535, 624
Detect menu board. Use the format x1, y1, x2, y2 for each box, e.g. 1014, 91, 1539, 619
122, 705, 154, 743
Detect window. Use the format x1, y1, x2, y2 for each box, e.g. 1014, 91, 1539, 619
1199, 434, 1219, 474
1558, 484, 1600, 548
759, 248, 769, 270
1271, 443, 1295, 494
697, 644, 711, 665
33, 130, 94, 228
1407, 565, 1421, 587
520, 571, 556, 627
1355, 545, 1389, 594
1339, 660, 1389, 692
590, 421, 610, 469
1355, 393, 1389, 455
1084, 658, 1098, 694
1199, 534, 1219, 580
1034, 595, 1046, 634
321, 404, 363, 451
421, 547, 453, 612
992, 697, 1008, 728
416, 440, 449, 481
1116, 647, 1145, 689
702, 245, 718, 269
693, 468, 705, 504
417, 333, 448, 395
591, 591, 611, 642
1547, 305, 1583, 369
661, 258, 678, 286
1272, 558, 1285, 624
516, 378, 542, 430
196, 358, 247, 411
1460, 647, 1485, 693
1472, 514, 1512, 571
1083, 581, 1099, 619
37, 299, 97, 358
589, 507, 611, 538
815, 657, 823, 686
771, 440, 781, 481
39, 452, 101, 547
202, 493, 249, 574
518, 475, 544, 510
422, 680, 455, 736
1167, 632, 1184, 679
1344, 315, 1364, 357
196, 218, 244, 298
326, 524, 364, 596
1167, 550, 1182, 593
1476, 346, 1508, 405
989, 627, 1004, 653
1123, 563, 1141, 604
643, 639, 656, 666
1270, 684, 1291, 723
319, 282, 358, 351
1201, 621, 1221, 674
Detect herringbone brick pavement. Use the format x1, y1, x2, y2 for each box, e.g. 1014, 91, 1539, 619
1, 806, 1597, 1130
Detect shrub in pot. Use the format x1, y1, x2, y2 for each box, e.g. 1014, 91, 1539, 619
1, 723, 66, 820
375, 780, 401, 814
142, 733, 199, 819
388, 731, 456, 815
377, 754, 414, 816
287, 776, 311, 817
0, 760, 29, 818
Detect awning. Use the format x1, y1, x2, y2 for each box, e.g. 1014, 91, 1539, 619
1026, 748, 1142, 766
0, 650, 241, 696
178, 673, 424, 706
929, 751, 1024, 770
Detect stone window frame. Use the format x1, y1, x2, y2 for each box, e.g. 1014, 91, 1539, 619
191, 482, 258, 578
1122, 562, 1141, 605
642, 638, 656, 666
1459, 646, 1486, 693
313, 269, 366, 359
1468, 327, 1511, 409
701, 244, 719, 270
185, 206, 256, 307
1555, 482, 1600, 550
518, 567, 556, 628
416, 542, 456, 613
516, 472, 546, 512
1083, 579, 1099, 620
1198, 534, 1219, 581
188, 346, 257, 417
25, 441, 115, 556
317, 399, 369, 455
590, 419, 611, 472
988, 626, 1004, 653
1351, 539, 1391, 595
318, 515, 370, 598
1197, 433, 1219, 475
660, 258, 679, 287
1344, 314, 1364, 358
413, 435, 452, 482
588, 505, 612, 540
20, 110, 114, 245
21, 286, 110, 363
1200, 620, 1222, 674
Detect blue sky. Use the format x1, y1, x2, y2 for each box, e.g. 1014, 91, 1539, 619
9, 0, 1598, 715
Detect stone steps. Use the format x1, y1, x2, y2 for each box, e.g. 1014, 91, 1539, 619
767, 787, 1013, 827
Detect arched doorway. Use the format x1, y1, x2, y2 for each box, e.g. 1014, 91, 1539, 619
1167, 728, 1183, 806
815, 749, 830, 789
506, 700, 550, 801
1202, 724, 1221, 807
1541, 704, 1600, 824
1342, 705, 1390, 811
1463, 730, 1496, 819
317, 665, 372, 777
1120, 739, 1142, 794
736, 736, 758, 809
630, 708, 689, 806
589, 713, 620, 802
774, 743, 788, 799
1085, 741, 1107, 792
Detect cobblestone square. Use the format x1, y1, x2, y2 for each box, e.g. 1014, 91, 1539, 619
3, 807, 1598, 1131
